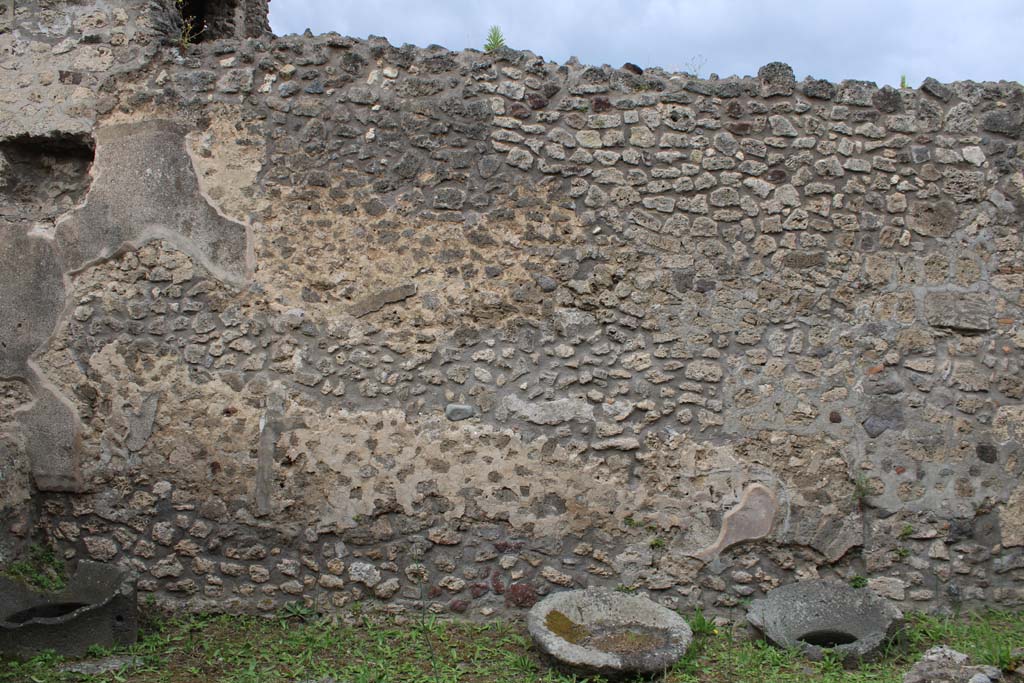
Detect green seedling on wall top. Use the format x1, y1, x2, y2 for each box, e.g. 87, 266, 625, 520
485, 25, 506, 52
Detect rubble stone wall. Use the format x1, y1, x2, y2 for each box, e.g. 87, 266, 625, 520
1, 0, 1023, 617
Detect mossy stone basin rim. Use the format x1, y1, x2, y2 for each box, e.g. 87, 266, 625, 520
526, 587, 693, 679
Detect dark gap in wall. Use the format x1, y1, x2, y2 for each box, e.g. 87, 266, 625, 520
0, 133, 95, 221
178, 0, 244, 41
178, 0, 208, 41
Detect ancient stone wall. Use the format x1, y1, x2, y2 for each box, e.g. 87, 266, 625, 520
1, 0, 1023, 618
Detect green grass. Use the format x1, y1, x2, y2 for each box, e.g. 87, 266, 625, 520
1, 609, 1021, 683
906, 611, 1024, 671
1, 544, 66, 593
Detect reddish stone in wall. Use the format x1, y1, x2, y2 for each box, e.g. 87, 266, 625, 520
504, 583, 537, 608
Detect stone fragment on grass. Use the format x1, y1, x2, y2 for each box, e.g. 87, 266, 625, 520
902, 646, 1004, 683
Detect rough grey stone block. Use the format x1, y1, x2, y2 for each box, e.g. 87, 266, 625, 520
0, 561, 138, 659
747, 580, 903, 667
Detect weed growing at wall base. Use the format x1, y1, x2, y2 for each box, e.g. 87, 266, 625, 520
2, 609, 1022, 683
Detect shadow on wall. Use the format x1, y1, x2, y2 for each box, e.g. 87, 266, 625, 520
0, 133, 94, 221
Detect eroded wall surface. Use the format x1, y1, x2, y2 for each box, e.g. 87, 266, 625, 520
1, 0, 1023, 616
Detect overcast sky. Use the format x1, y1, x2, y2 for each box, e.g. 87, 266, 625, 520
267, 0, 1024, 87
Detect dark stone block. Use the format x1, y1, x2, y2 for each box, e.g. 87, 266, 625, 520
782, 251, 827, 269
0, 562, 137, 659
747, 580, 903, 667
505, 582, 538, 608
863, 398, 904, 438
976, 444, 997, 464
981, 109, 1022, 138
873, 86, 902, 113
758, 61, 795, 97
801, 78, 837, 100
445, 404, 474, 421
920, 77, 953, 102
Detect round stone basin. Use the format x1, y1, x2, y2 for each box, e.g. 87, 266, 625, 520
746, 580, 903, 666
527, 588, 693, 679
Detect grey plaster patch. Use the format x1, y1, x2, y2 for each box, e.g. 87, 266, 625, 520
0, 226, 64, 379
349, 283, 418, 318
527, 587, 693, 679
501, 394, 594, 425
125, 393, 160, 452
747, 580, 903, 666
55, 121, 250, 286
255, 386, 307, 516
0, 226, 83, 491
693, 483, 777, 562
17, 377, 83, 492
0, 432, 31, 515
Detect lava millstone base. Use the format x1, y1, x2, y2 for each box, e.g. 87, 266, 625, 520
746, 580, 903, 666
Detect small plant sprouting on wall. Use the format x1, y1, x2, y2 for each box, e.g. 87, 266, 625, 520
852, 474, 873, 507
900, 74, 909, 89
484, 25, 506, 52
175, 0, 204, 50
684, 53, 708, 79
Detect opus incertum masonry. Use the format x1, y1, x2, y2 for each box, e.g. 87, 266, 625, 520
1, 0, 1022, 620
